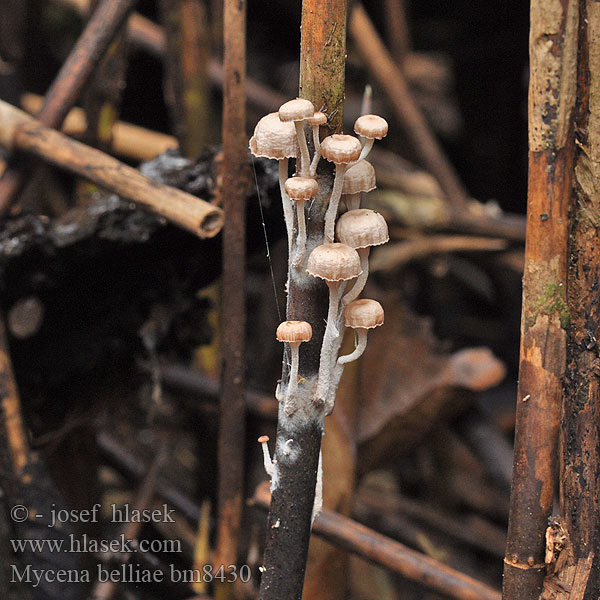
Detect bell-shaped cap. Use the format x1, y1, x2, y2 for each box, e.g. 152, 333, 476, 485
276, 320, 313, 343
307, 111, 327, 126
344, 299, 384, 329
320, 135, 362, 165
249, 112, 298, 160
306, 243, 362, 282
342, 160, 376, 194
336, 209, 389, 249
284, 177, 319, 201
354, 115, 389, 140
279, 98, 315, 122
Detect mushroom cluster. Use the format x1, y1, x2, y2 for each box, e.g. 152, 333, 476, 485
249, 98, 389, 413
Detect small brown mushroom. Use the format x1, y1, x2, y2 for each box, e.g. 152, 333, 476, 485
279, 98, 315, 177
320, 134, 362, 243
276, 320, 313, 402
337, 299, 384, 365
341, 160, 377, 210
284, 176, 319, 267
335, 208, 389, 304
353, 114, 389, 162
249, 112, 299, 252
307, 243, 362, 402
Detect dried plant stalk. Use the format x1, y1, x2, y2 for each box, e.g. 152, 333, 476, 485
259, 1, 348, 598
503, 0, 578, 597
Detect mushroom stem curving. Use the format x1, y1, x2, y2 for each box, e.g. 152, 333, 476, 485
337, 328, 368, 365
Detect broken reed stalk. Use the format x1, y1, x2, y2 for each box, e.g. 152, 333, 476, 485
258, 2, 348, 599
0, 101, 224, 238
214, 0, 247, 592
559, 1, 600, 595
503, 0, 578, 597
349, 3, 469, 211
0, 0, 137, 215
252, 483, 501, 600
22, 93, 179, 162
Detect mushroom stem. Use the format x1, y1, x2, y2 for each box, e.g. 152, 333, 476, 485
337, 328, 369, 365
292, 199, 307, 267
259, 436, 274, 476
316, 281, 342, 402
309, 125, 322, 176
345, 193, 361, 211
286, 342, 300, 400
324, 164, 348, 243
342, 248, 370, 305
355, 137, 374, 164
279, 159, 294, 254
294, 120, 311, 177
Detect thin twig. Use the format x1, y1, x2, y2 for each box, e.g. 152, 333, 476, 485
0, 0, 138, 215
214, 0, 247, 588
384, 0, 411, 65
251, 483, 501, 600
349, 3, 469, 211
0, 101, 223, 238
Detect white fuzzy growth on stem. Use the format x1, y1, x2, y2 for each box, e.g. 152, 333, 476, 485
342, 247, 370, 305
324, 164, 348, 243
337, 328, 368, 365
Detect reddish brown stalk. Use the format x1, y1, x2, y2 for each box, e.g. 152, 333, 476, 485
252, 483, 501, 600
557, 1, 600, 596
503, 0, 578, 597
349, 3, 469, 211
214, 0, 247, 592
0, 0, 137, 215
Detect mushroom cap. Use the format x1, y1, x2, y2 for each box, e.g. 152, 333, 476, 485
306, 243, 362, 282
249, 112, 298, 159
354, 114, 389, 140
279, 98, 315, 122
344, 299, 385, 329
336, 209, 389, 249
284, 177, 319, 200
320, 135, 362, 164
307, 111, 327, 126
342, 160, 376, 194
276, 320, 313, 343
258, 435, 270, 444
